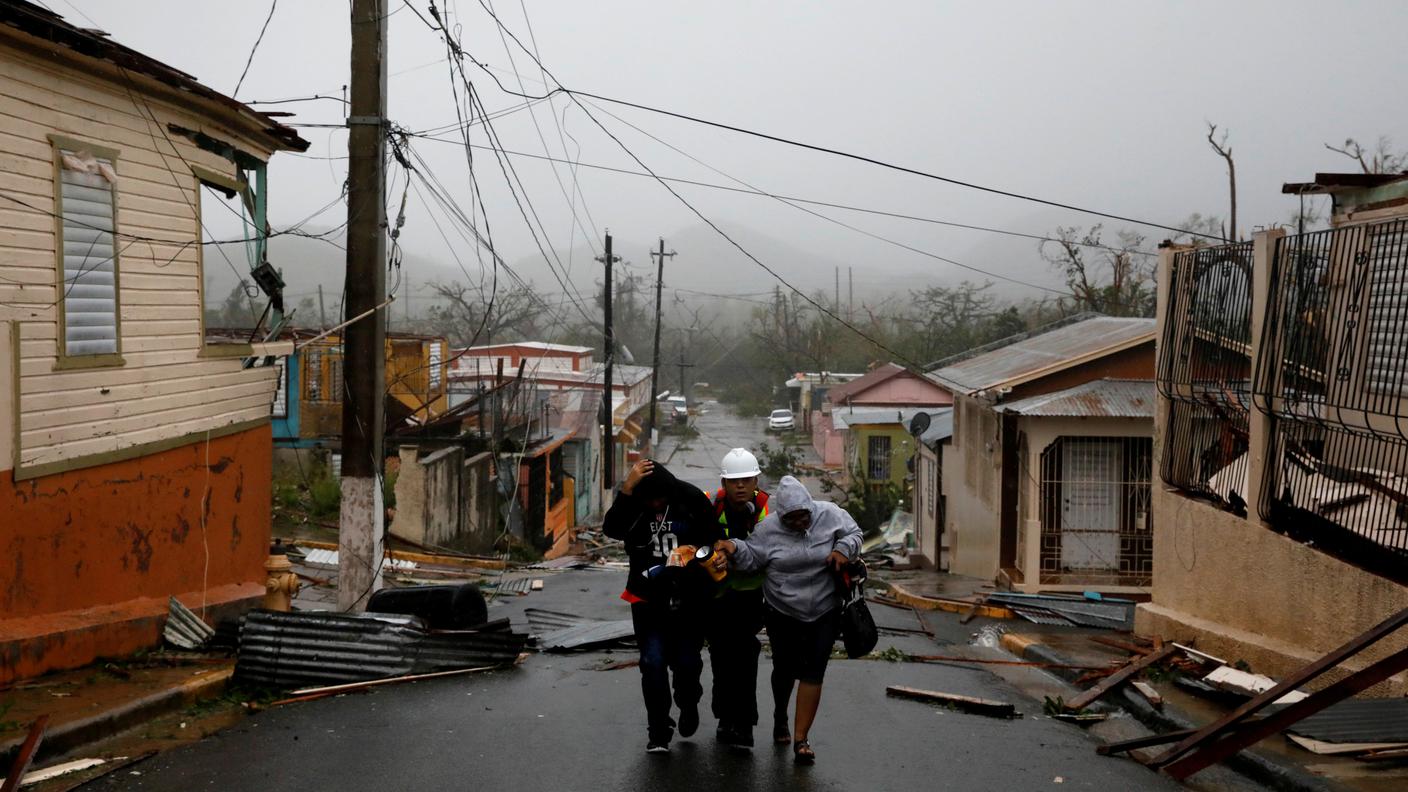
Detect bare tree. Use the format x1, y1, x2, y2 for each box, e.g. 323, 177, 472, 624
1207, 123, 1237, 241
1325, 136, 1408, 174
424, 280, 542, 346
1041, 226, 1154, 317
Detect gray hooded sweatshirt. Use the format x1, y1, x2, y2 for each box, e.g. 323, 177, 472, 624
730, 476, 863, 622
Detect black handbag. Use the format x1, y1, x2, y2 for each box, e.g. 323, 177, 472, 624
837, 560, 878, 658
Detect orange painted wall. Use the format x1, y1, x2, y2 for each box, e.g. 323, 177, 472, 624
0, 424, 273, 621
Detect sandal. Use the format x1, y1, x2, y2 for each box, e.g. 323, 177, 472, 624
793, 740, 815, 765
773, 720, 791, 745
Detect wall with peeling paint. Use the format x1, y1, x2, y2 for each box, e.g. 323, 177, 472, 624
0, 424, 271, 682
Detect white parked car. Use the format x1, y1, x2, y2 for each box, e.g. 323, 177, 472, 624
767, 408, 795, 432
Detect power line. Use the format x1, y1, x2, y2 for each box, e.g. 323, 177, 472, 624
464, 2, 926, 370
457, 0, 1222, 243
233, 0, 279, 98
582, 97, 1066, 295
402, 133, 1154, 260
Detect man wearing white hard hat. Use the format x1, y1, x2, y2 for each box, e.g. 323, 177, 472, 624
705, 448, 770, 748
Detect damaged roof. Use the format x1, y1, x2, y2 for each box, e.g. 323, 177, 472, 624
996, 379, 1155, 419
1, 1, 308, 153
1282, 172, 1408, 195
928, 316, 1154, 396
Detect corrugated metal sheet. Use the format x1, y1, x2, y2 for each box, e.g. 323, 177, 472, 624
537, 620, 636, 652
929, 317, 1155, 395
919, 410, 954, 446
996, 379, 1155, 419
526, 555, 592, 570
235, 610, 527, 688
301, 548, 418, 573
986, 593, 1133, 630
523, 608, 596, 632
1284, 698, 1408, 743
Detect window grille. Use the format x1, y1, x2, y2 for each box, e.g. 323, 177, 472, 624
428, 342, 443, 392
868, 435, 891, 480
58, 150, 119, 357
304, 350, 322, 401
1039, 436, 1152, 587
1254, 221, 1408, 579
1157, 242, 1253, 508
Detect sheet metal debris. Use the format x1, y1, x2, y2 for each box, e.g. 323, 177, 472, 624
235, 609, 527, 689
524, 608, 597, 632
302, 548, 418, 573
1284, 698, 1408, 745
163, 596, 214, 650
537, 621, 635, 653
525, 556, 592, 570
985, 593, 1133, 630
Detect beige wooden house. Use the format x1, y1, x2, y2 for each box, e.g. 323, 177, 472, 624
0, 2, 309, 683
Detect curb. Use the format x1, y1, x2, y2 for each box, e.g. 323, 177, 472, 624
0, 669, 232, 771
1016, 641, 1343, 792
882, 581, 1014, 620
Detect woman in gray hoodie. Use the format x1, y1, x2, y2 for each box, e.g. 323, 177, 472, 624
715, 475, 862, 764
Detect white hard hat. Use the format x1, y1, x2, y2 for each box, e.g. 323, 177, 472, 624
721, 448, 761, 479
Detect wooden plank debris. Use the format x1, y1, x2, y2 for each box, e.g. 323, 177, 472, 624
271, 665, 498, 706
1151, 607, 1408, 781
1090, 635, 1153, 656
886, 685, 1015, 718
1063, 644, 1178, 712
2, 716, 49, 792
1131, 681, 1163, 709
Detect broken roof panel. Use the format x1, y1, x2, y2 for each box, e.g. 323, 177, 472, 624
928, 316, 1154, 396
996, 379, 1155, 419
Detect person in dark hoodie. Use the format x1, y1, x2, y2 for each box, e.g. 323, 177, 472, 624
603, 458, 721, 754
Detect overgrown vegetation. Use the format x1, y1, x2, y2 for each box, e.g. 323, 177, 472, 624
821, 472, 903, 535
755, 441, 803, 480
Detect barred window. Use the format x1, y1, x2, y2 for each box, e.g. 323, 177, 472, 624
868, 434, 891, 480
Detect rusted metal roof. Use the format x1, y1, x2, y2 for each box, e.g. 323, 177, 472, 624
996, 379, 1155, 419
0, 2, 308, 153
929, 317, 1154, 395
1282, 172, 1408, 195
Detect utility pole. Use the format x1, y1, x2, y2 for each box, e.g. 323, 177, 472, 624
848, 266, 854, 322
317, 284, 327, 331
645, 238, 675, 451
596, 234, 619, 488
835, 266, 840, 312
675, 348, 695, 402
338, 0, 388, 612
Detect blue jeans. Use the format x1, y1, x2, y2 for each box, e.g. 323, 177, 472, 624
632, 601, 705, 742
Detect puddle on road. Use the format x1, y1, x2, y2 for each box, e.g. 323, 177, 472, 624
970, 624, 1008, 649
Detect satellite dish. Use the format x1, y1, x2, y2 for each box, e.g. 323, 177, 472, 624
908, 412, 931, 438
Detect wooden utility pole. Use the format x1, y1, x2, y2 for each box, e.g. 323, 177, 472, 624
644, 238, 675, 450
675, 348, 695, 401
338, 0, 388, 612
317, 284, 327, 331
597, 234, 619, 488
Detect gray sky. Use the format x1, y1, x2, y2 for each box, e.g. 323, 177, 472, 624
55, 0, 1408, 308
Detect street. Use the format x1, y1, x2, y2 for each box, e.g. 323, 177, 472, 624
87, 403, 1196, 791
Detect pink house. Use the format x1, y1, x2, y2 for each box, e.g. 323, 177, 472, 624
812, 363, 953, 466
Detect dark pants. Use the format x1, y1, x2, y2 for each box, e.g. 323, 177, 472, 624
631, 601, 705, 743
706, 588, 764, 730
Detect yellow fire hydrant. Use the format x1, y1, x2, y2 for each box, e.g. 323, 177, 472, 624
263, 540, 300, 611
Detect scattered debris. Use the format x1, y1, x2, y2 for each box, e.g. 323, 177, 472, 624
886, 685, 1016, 718
301, 547, 418, 573
1062, 644, 1178, 712
597, 660, 640, 671
270, 665, 499, 706
1090, 636, 1152, 656
1052, 712, 1109, 725
2, 716, 49, 792
525, 555, 591, 570
537, 620, 635, 653
1144, 606, 1408, 781
17, 757, 117, 787
1202, 666, 1308, 704
530, 579, 544, 591
985, 592, 1133, 630
163, 596, 215, 650
1286, 735, 1408, 756
235, 610, 526, 689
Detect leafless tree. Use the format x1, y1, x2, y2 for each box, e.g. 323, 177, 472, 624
424, 279, 541, 346
1040, 226, 1154, 317
1207, 123, 1237, 241
1325, 136, 1408, 174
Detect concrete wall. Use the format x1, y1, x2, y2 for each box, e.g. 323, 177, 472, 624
846, 423, 913, 489
0, 423, 272, 683
1138, 487, 1408, 695
392, 445, 498, 554
943, 395, 1001, 580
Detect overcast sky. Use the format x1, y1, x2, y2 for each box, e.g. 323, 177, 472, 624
51, 0, 1408, 305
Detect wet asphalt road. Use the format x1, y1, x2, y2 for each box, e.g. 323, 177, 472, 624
88, 403, 1189, 791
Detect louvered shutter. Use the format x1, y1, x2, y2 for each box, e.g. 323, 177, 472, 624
59, 153, 119, 356
1365, 222, 1408, 396
272, 361, 288, 417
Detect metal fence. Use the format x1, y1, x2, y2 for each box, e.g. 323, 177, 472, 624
1038, 436, 1153, 587
1157, 242, 1254, 509
1254, 220, 1408, 579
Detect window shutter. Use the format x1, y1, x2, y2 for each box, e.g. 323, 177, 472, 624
59, 152, 119, 356
272, 361, 288, 417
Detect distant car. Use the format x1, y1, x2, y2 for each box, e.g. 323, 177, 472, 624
767, 408, 795, 432
667, 396, 689, 426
